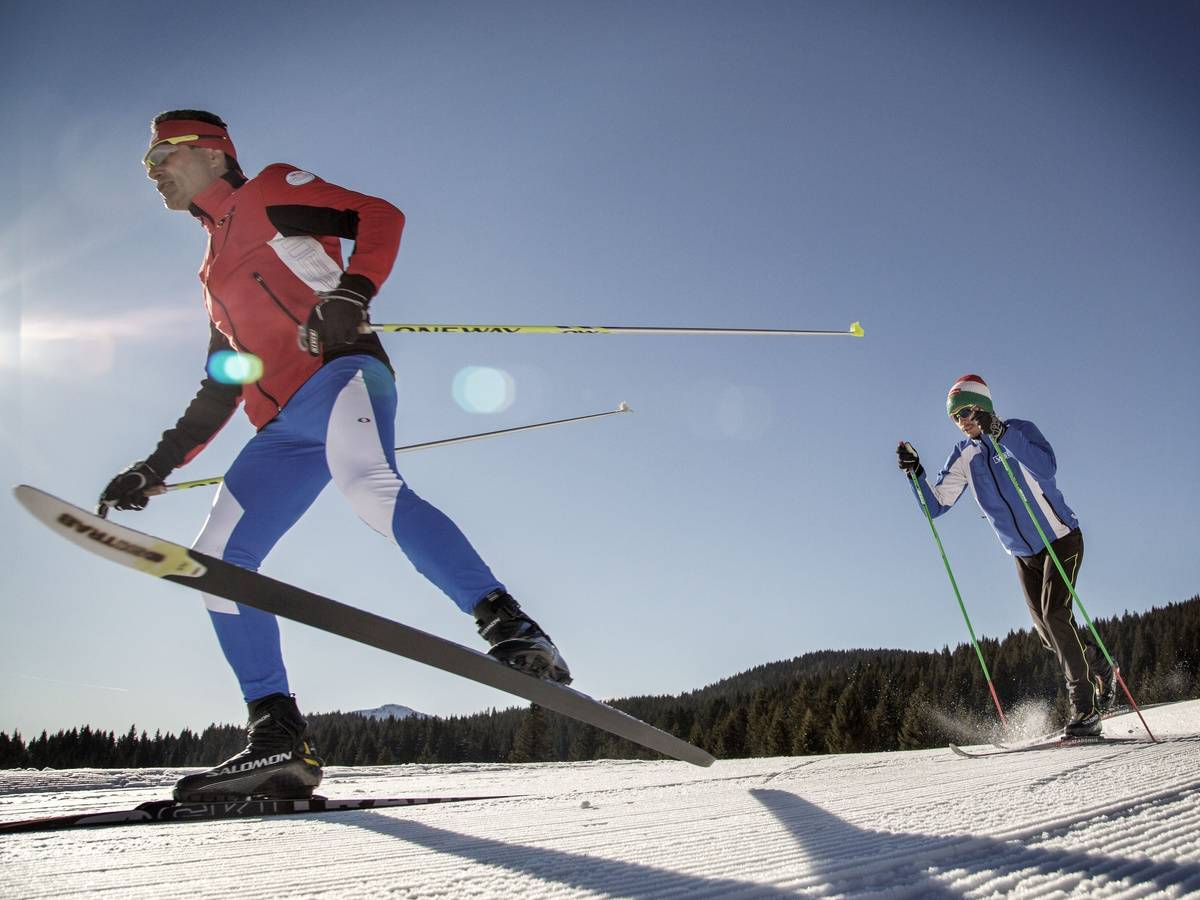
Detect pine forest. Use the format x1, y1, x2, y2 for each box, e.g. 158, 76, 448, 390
2, 595, 1196, 769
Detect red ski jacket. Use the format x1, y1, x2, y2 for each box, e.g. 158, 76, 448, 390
145, 165, 405, 477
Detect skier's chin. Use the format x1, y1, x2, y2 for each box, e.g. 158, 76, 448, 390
157, 184, 188, 211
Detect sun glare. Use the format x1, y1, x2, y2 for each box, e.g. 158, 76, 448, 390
16, 308, 203, 377
452, 365, 515, 414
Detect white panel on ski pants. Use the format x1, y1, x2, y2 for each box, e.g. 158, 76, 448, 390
190, 355, 502, 700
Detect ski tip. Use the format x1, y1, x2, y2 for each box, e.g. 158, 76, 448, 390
15, 484, 101, 524
13, 484, 45, 508
617, 401, 631, 413
849, 321, 865, 337
13, 484, 68, 511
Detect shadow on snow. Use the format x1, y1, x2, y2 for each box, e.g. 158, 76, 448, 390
321, 778, 1200, 897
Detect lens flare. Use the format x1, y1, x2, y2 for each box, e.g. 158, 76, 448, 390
207, 350, 264, 384
452, 366, 515, 414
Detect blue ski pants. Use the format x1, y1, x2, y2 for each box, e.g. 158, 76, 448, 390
191, 355, 503, 701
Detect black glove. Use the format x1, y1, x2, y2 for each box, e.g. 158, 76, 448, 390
970, 408, 1006, 441
299, 288, 368, 356
98, 460, 165, 515
896, 441, 923, 478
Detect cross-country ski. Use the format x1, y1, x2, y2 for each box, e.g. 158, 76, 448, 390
948, 735, 1152, 759
12, 486, 715, 770
0, 795, 507, 834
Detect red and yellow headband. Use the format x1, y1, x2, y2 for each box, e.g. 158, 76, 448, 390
144, 119, 237, 169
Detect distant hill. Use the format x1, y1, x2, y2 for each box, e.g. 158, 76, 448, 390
678, 648, 931, 701
351, 704, 426, 720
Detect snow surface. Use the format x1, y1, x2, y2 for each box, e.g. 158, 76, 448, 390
1, 701, 1197, 898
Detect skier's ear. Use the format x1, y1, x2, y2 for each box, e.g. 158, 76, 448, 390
201, 147, 228, 174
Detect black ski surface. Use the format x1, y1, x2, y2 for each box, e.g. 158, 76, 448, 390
950, 735, 1148, 759
14, 486, 715, 768
0, 795, 504, 834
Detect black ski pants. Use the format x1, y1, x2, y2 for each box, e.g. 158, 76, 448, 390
1014, 528, 1110, 715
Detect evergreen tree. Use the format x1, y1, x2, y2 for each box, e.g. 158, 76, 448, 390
828, 673, 869, 753
3, 595, 1195, 767
712, 705, 749, 758
509, 705, 553, 762
764, 707, 791, 757
898, 687, 932, 750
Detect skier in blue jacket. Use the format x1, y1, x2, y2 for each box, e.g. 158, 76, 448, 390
897, 374, 1115, 737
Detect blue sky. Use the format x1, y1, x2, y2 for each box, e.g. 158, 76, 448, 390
2, 1, 1198, 737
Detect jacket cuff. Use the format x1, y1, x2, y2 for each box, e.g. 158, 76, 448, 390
142, 453, 175, 481
337, 273, 377, 302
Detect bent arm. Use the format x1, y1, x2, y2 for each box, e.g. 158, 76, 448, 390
911, 447, 969, 518
144, 324, 243, 476
998, 419, 1057, 480
259, 165, 405, 300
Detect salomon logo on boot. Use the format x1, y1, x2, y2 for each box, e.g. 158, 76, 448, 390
174, 693, 323, 801
210, 751, 295, 778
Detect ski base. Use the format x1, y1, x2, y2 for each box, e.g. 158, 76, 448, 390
0, 794, 508, 834
950, 735, 1147, 759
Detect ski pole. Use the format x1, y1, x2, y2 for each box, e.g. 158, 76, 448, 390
146, 403, 632, 496
369, 321, 865, 337
908, 469, 1009, 729
985, 434, 1157, 742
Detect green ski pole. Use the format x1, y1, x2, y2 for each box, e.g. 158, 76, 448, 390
908, 469, 1008, 729
985, 433, 1157, 742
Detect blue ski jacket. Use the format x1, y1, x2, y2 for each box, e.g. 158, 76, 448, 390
909, 419, 1078, 557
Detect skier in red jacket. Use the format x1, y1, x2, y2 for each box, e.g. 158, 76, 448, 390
99, 110, 569, 801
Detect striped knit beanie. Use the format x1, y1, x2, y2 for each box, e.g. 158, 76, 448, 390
947, 374, 993, 418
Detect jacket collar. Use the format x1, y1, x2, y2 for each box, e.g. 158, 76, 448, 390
188, 169, 248, 230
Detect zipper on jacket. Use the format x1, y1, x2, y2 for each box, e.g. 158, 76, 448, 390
985, 448, 1036, 554
1004, 449, 1071, 537
211, 207, 238, 259
199, 208, 237, 285
1034, 481, 1071, 532
208, 289, 282, 412
252, 272, 303, 325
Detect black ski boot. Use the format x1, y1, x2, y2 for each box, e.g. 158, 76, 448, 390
1095, 667, 1118, 712
1063, 707, 1102, 738
473, 590, 572, 684
173, 693, 323, 801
